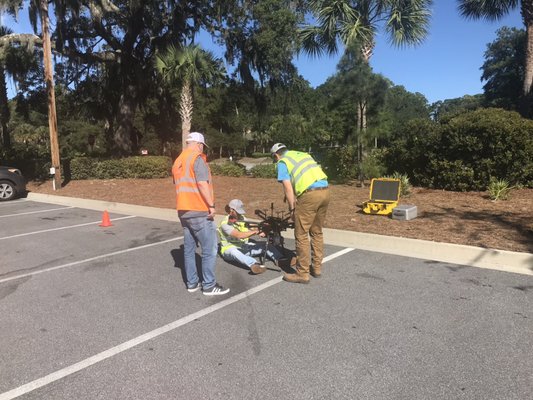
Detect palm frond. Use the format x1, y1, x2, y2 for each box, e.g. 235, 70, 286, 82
339, 13, 373, 50
458, 0, 519, 22
386, 0, 433, 47
299, 25, 333, 57
154, 44, 225, 88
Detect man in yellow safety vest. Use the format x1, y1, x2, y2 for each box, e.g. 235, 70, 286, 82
270, 143, 330, 284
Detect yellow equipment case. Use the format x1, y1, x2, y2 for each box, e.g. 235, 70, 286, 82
362, 178, 401, 215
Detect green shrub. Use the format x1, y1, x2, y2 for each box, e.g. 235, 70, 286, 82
70, 156, 171, 180
210, 162, 246, 177
70, 157, 98, 180
1, 142, 51, 180
384, 172, 412, 197
427, 159, 475, 191
385, 109, 533, 190
94, 159, 123, 179
121, 156, 171, 178
321, 145, 358, 183
250, 163, 277, 178
488, 179, 513, 201
2, 158, 50, 180
437, 108, 533, 189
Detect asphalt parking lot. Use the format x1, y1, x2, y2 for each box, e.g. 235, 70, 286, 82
1, 198, 532, 400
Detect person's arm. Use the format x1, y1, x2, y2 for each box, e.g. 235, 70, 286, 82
230, 228, 260, 239
197, 181, 215, 218
282, 179, 296, 215
276, 161, 295, 213
193, 156, 216, 218
221, 222, 259, 240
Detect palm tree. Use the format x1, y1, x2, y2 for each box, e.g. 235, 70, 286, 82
155, 44, 226, 149
300, 1, 431, 133
0, 25, 14, 148
458, 0, 533, 101
300, 0, 432, 182
300, 0, 432, 62
0, 25, 40, 148
1, 0, 62, 187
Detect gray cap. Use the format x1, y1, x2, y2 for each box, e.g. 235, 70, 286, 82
228, 199, 246, 214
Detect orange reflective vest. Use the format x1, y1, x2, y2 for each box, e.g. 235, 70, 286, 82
172, 148, 214, 211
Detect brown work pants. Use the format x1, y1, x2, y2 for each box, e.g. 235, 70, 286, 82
294, 188, 331, 273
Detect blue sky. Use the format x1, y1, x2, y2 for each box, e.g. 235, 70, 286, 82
2, 1, 523, 104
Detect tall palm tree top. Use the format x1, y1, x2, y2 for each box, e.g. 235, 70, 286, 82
155, 44, 225, 87
300, 0, 433, 58
458, 0, 519, 22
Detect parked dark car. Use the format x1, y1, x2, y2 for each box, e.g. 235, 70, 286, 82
0, 166, 26, 201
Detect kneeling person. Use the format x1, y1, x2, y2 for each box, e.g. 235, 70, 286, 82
218, 199, 284, 274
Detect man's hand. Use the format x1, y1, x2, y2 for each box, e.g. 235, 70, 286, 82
207, 206, 216, 220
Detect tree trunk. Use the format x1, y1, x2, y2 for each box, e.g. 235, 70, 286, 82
114, 83, 136, 155
522, 3, 533, 95
0, 66, 10, 148
357, 40, 374, 186
356, 101, 364, 186
40, 0, 61, 189
524, 24, 533, 96
180, 80, 193, 150
522, 19, 533, 116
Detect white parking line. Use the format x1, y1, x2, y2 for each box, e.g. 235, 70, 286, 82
0, 236, 183, 284
0, 215, 136, 240
0, 198, 29, 206
0, 247, 354, 400
0, 206, 74, 218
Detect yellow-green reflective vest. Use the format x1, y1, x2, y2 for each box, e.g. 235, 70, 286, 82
217, 215, 249, 254
279, 150, 327, 197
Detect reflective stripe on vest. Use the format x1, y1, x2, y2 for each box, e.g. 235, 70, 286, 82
217, 215, 249, 254
172, 148, 213, 211
279, 150, 327, 196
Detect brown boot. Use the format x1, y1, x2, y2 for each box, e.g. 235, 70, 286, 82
283, 268, 310, 284
250, 263, 266, 275
310, 265, 321, 278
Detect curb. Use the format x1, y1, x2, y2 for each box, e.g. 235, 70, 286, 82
27, 192, 533, 276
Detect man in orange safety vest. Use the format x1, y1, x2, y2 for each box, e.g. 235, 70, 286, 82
172, 132, 229, 296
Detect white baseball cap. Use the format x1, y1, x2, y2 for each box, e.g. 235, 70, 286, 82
228, 199, 246, 214
186, 132, 209, 147
270, 143, 287, 154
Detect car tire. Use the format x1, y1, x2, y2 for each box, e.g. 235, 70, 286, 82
0, 180, 17, 201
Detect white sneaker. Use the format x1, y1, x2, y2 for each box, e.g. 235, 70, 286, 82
203, 284, 230, 296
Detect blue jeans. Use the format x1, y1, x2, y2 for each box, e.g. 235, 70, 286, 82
179, 215, 218, 290
221, 241, 283, 269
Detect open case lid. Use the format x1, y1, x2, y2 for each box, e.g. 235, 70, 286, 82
369, 178, 400, 202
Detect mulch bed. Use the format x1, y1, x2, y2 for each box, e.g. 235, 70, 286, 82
27, 177, 533, 254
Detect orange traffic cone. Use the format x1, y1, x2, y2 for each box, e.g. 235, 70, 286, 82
99, 210, 113, 227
